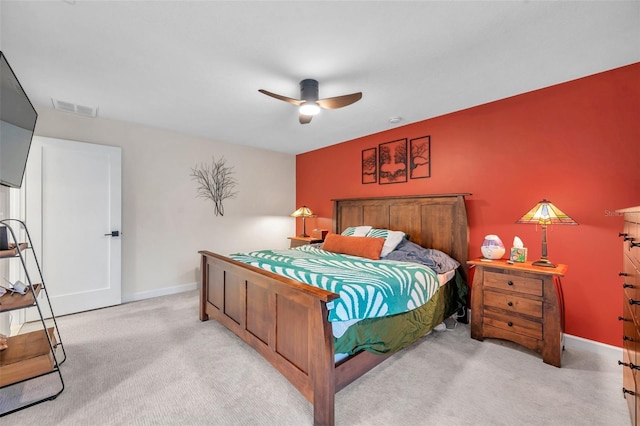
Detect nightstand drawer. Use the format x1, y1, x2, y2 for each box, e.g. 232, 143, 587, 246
484, 271, 543, 297
484, 290, 543, 318
484, 309, 543, 340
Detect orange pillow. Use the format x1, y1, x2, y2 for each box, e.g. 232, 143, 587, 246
321, 233, 385, 260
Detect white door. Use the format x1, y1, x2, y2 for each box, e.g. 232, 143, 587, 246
25, 136, 121, 317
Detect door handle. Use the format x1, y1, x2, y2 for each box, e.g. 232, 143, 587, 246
104, 231, 120, 237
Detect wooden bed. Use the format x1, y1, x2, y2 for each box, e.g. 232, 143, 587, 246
199, 194, 470, 425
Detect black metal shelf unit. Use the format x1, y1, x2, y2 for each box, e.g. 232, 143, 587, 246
0, 218, 66, 416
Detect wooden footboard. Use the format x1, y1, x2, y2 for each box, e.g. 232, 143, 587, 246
200, 250, 343, 425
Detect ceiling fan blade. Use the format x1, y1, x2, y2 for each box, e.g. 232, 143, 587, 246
259, 89, 304, 106
316, 92, 362, 109
299, 113, 313, 124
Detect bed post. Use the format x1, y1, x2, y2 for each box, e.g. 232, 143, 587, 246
199, 253, 209, 321
310, 300, 335, 426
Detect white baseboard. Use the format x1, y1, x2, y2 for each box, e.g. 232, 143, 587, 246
564, 333, 622, 363
122, 281, 197, 303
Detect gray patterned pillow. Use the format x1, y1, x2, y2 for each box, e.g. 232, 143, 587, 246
384, 239, 460, 273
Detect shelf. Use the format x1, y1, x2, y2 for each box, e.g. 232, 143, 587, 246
0, 328, 56, 387
0, 243, 29, 259
0, 284, 42, 313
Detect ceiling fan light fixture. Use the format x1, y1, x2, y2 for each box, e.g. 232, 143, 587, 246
299, 102, 320, 116
259, 79, 361, 124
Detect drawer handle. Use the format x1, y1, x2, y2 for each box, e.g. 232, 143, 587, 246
507, 321, 513, 327
619, 272, 629, 277
620, 316, 631, 322
624, 335, 635, 342
619, 360, 640, 370
632, 241, 640, 248
623, 387, 637, 397
507, 301, 513, 307
507, 280, 514, 286
618, 361, 640, 370
620, 232, 630, 239
630, 299, 640, 306
624, 283, 634, 289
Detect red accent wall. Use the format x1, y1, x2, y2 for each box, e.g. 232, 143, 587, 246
296, 63, 640, 347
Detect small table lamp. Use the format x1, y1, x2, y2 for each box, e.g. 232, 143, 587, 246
516, 199, 578, 267
291, 206, 315, 237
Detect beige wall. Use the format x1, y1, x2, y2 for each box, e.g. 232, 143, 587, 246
32, 108, 295, 301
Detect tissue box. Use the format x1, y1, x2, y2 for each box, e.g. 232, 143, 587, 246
510, 247, 528, 263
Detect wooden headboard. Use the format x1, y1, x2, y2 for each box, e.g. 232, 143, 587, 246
332, 194, 470, 270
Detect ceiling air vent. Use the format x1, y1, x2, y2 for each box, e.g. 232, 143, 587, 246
51, 98, 98, 118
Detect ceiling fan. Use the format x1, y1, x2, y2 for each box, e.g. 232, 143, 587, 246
259, 79, 362, 124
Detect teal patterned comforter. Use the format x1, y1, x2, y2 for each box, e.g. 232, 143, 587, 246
229, 245, 440, 322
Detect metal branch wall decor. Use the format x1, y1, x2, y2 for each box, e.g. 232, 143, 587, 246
190, 156, 238, 216
361, 148, 377, 184
379, 138, 408, 184
361, 135, 431, 185
410, 136, 431, 179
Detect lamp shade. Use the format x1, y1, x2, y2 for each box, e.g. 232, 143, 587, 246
516, 199, 577, 267
516, 199, 577, 226
291, 206, 314, 218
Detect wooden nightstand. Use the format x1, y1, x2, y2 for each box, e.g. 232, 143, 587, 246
288, 236, 323, 248
468, 258, 567, 367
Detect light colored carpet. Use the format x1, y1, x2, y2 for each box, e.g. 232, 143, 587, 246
1, 290, 629, 425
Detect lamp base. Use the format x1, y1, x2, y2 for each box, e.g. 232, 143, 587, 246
532, 258, 556, 268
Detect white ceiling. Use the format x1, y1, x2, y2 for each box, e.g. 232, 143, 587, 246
1, 1, 639, 155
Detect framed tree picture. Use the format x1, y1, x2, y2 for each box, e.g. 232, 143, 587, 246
361, 148, 377, 184
410, 136, 431, 179
378, 138, 407, 184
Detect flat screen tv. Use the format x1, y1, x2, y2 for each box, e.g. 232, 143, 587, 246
0, 51, 38, 189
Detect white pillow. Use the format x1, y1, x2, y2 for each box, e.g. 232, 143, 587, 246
341, 225, 373, 237
366, 229, 406, 257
